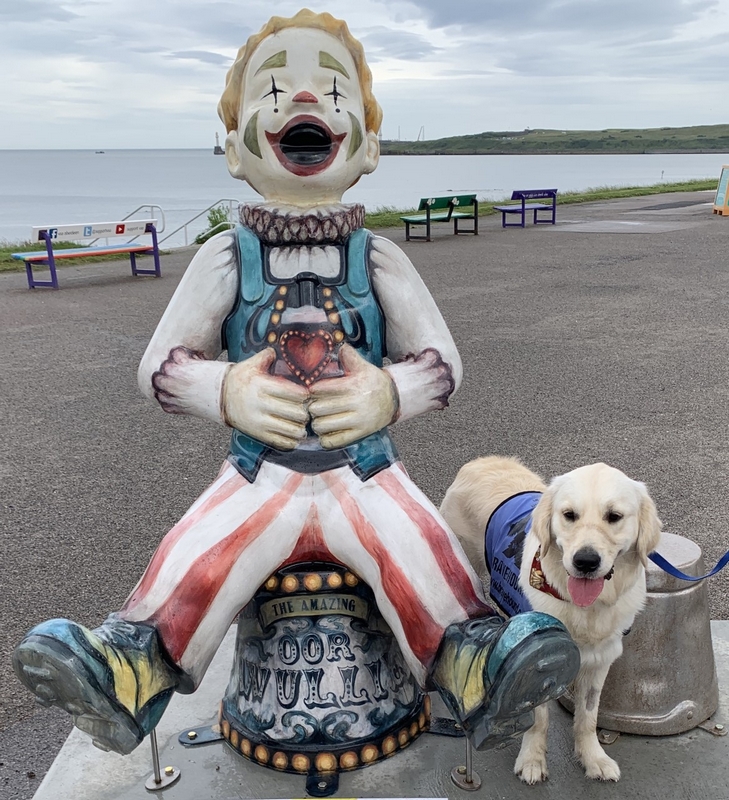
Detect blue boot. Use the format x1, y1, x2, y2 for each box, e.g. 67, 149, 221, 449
432, 612, 580, 750
13, 615, 179, 754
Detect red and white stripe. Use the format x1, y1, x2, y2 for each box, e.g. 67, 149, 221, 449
121, 460, 490, 686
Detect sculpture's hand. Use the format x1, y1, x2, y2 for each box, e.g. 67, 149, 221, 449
222, 349, 309, 451
308, 344, 399, 450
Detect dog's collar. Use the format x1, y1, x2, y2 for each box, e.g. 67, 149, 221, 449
529, 547, 567, 602
529, 548, 615, 602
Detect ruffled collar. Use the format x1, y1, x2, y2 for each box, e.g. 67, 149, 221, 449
240, 202, 365, 246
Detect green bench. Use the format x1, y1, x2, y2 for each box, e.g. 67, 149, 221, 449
400, 194, 479, 242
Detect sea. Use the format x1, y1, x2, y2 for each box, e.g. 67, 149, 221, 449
1, 149, 726, 247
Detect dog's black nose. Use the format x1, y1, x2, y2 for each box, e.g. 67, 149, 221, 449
572, 547, 601, 574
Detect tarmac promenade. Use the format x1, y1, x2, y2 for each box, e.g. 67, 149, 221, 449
1, 190, 729, 798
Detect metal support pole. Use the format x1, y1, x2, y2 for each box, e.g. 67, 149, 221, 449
151, 729, 161, 784
450, 737, 482, 791
145, 729, 181, 791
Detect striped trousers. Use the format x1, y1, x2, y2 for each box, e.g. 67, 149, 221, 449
120, 459, 490, 687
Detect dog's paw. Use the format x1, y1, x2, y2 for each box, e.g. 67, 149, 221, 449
514, 753, 549, 784
582, 751, 620, 782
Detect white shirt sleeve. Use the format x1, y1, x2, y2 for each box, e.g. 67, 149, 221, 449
369, 235, 463, 423
137, 231, 239, 424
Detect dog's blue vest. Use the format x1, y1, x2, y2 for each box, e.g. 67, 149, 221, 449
484, 491, 543, 617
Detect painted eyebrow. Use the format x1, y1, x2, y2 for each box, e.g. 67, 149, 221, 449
254, 51, 287, 75
319, 51, 350, 79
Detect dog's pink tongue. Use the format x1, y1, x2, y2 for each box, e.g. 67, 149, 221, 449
567, 576, 605, 607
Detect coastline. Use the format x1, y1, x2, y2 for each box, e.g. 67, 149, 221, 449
363, 178, 717, 232
378, 123, 729, 157
380, 150, 729, 156
0, 179, 718, 272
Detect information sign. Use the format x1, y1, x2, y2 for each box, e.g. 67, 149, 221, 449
713, 165, 729, 216
31, 219, 156, 242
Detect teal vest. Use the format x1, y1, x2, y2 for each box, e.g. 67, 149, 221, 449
223, 225, 399, 483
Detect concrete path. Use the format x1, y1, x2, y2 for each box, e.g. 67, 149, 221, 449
1, 190, 728, 798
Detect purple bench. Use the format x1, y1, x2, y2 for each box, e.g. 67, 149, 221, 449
12, 219, 161, 289
494, 189, 557, 228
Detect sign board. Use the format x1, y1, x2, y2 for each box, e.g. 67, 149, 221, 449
31, 219, 157, 242
713, 165, 729, 216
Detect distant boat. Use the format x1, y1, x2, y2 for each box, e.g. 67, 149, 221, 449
95, 150, 105, 154
213, 133, 224, 155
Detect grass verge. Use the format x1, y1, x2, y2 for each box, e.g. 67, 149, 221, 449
0, 179, 718, 272
364, 178, 717, 228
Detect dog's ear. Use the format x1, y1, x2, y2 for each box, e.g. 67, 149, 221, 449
636, 483, 662, 567
530, 488, 555, 557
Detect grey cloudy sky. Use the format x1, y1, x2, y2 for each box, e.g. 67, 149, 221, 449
2, 0, 727, 149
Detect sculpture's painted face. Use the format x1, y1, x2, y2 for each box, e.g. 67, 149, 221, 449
225, 27, 379, 206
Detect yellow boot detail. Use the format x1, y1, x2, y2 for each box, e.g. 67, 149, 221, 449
86, 630, 177, 715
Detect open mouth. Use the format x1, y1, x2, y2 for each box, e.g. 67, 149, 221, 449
567, 565, 614, 608
266, 115, 346, 176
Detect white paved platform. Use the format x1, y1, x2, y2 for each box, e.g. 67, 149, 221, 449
33, 622, 729, 800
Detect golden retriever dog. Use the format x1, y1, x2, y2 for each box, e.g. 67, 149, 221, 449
440, 456, 661, 783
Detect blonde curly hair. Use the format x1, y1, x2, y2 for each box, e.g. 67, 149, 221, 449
218, 8, 382, 135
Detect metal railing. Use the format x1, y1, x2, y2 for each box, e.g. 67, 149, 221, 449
159, 199, 240, 247
88, 204, 166, 246
123, 204, 167, 233
87, 200, 240, 248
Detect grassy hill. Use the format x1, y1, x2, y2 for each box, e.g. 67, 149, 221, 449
380, 124, 729, 155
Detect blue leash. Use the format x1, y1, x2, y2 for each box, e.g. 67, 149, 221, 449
648, 549, 729, 582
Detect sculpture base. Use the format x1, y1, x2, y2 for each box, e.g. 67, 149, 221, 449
30, 623, 729, 800
220, 698, 429, 776
220, 563, 429, 777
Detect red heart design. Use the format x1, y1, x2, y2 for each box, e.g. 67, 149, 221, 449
279, 329, 335, 386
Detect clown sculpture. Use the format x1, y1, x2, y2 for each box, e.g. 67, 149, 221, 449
14, 9, 579, 766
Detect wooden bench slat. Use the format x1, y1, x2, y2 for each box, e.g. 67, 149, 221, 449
13, 245, 155, 262
400, 212, 453, 223
493, 203, 553, 212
